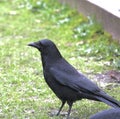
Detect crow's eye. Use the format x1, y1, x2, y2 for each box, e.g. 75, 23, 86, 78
39, 42, 44, 47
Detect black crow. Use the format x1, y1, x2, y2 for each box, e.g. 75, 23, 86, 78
28, 39, 120, 119
89, 108, 120, 119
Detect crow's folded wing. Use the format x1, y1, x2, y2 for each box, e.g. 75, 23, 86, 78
50, 62, 100, 94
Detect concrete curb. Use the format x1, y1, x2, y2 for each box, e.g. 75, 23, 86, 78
58, 0, 120, 42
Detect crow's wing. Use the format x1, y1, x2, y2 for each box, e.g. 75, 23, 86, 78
50, 60, 120, 108
49, 59, 100, 94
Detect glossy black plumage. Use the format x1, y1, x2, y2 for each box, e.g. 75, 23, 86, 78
28, 39, 120, 119
90, 108, 120, 119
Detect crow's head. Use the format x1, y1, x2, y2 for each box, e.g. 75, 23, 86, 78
28, 39, 62, 58
28, 39, 56, 51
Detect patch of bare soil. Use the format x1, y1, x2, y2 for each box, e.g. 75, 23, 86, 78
93, 70, 120, 88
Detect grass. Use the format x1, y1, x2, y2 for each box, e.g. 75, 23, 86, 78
0, 0, 120, 119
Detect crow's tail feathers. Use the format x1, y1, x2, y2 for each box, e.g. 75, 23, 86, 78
96, 91, 120, 108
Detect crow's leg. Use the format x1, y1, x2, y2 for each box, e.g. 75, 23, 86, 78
67, 101, 73, 119
56, 100, 66, 116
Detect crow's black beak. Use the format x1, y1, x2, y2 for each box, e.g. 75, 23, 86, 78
28, 42, 35, 47
28, 42, 40, 49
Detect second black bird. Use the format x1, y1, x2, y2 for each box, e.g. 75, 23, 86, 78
28, 39, 120, 119
90, 108, 120, 119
